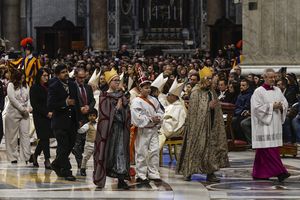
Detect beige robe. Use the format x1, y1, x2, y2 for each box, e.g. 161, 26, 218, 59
159, 100, 187, 149
176, 86, 229, 176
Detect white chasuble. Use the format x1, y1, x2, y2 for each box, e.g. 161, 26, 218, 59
160, 100, 187, 137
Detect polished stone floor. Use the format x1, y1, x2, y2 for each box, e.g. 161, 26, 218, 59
0, 141, 300, 199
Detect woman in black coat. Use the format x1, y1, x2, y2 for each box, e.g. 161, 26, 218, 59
30, 68, 53, 169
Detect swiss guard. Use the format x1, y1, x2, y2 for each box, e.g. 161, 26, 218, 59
10, 37, 41, 87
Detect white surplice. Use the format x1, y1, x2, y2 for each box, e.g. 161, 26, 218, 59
251, 86, 288, 149
131, 95, 164, 180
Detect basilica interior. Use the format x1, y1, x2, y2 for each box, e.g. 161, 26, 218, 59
0, 0, 242, 57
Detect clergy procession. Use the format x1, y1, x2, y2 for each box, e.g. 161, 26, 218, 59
0, 38, 300, 198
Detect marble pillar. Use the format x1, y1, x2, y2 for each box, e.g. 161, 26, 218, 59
90, 0, 108, 50
242, 0, 300, 74
2, 0, 20, 49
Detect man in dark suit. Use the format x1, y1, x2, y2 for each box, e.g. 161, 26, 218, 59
72, 68, 95, 168
47, 64, 80, 181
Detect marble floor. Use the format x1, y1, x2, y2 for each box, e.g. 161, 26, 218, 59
0, 141, 300, 200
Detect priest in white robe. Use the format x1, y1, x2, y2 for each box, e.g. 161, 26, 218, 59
159, 78, 187, 150
251, 68, 290, 182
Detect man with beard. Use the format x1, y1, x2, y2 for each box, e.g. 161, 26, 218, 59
48, 64, 80, 181
231, 79, 253, 144
189, 73, 200, 89
176, 66, 229, 182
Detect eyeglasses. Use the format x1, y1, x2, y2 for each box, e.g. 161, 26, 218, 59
112, 79, 121, 82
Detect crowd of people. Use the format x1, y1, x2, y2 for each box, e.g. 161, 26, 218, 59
0, 38, 299, 188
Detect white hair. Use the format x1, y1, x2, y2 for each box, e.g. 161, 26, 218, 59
263, 68, 275, 77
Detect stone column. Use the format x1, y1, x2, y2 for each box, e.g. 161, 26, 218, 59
242, 0, 300, 74
90, 0, 108, 50
2, 0, 20, 49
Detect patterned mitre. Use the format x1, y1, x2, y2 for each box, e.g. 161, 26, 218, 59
199, 66, 213, 80
104, 68, 118, 83
88, 69, 101, 86
151, 73, 168, 92
169, 77, 184, 97
138, 75, 151, 87
136, 64, 151, 87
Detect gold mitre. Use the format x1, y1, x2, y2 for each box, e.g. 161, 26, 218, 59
199, 66, 213, 80
104, 68, 118, 83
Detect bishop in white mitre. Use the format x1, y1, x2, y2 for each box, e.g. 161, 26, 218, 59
159, 78, 187, 150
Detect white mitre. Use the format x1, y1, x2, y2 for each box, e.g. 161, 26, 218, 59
119, 72, 125, 85
69, 68, 75, 78
169, 77, 184, 97
88, 69, 101, 86
151, 73, 168, 92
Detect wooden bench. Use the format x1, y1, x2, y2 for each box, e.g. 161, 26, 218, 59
221, 102, 249, 151
280, 144, 297, 157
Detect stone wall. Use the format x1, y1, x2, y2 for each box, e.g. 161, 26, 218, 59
243, 0, 300, 65
2, 0, 20, 49
31, 0, 77, 43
